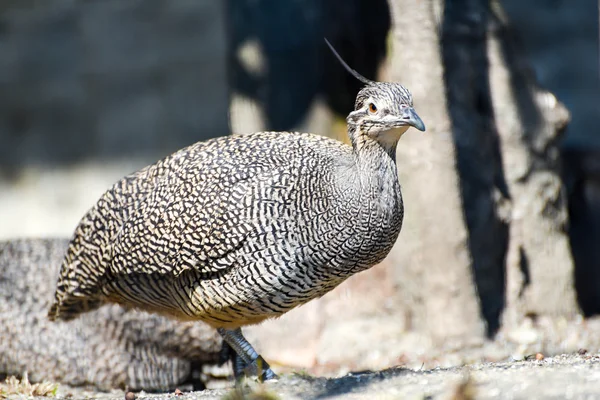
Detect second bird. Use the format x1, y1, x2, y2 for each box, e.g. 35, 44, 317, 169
48, 43, 426, 382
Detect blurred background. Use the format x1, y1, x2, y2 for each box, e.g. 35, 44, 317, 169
0, 0, 599, 374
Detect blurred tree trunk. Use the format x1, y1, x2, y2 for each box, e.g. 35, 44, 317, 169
388, 0, 579, 345
388, 0, 486, 345
488, 3, 580, 331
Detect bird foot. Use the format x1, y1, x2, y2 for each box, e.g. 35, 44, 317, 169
242, 355, 278, 382
219, 339, 277, 381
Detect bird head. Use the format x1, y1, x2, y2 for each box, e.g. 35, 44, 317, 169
325, 39, 425, 149
350, 82, 425, 139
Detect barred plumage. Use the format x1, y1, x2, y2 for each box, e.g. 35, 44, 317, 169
0, 238, 222, 391
48, 53, 425, 380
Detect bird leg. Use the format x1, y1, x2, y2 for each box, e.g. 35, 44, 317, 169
217, 327, 277, 381
219, 341, 247, 380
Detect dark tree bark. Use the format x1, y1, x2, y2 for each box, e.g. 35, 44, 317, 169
442, 0, 510, 337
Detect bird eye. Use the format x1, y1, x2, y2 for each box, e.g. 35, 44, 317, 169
368, 103, 377, 113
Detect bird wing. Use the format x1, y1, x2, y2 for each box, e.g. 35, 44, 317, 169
107, 157, 288, 279
49, 132, 312, 320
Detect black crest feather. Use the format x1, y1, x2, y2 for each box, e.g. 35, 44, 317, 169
324, 38, 373, 85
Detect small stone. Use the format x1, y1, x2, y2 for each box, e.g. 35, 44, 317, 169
174, 388, 183, 396
125, 392, 136, 400
535, 353, 544, 361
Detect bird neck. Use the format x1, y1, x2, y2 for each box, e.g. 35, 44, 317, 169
349, 124, 398, 172
347, 124, 401, 201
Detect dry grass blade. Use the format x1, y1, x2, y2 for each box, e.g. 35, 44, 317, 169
0, 373, 58, 398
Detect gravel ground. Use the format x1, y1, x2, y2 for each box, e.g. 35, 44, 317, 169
16, 353, 596, 400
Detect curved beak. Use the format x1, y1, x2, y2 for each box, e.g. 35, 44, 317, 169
402, 107, 426, 132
